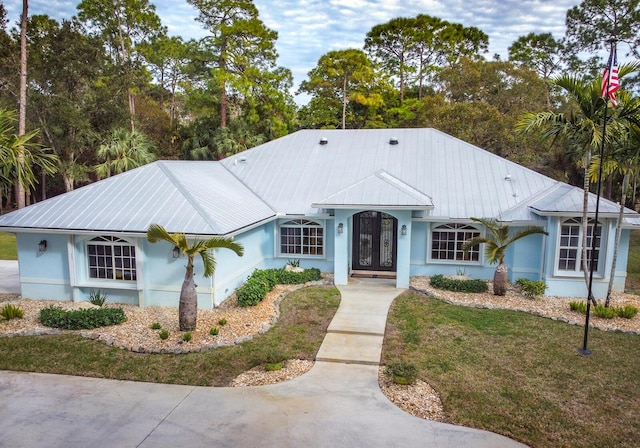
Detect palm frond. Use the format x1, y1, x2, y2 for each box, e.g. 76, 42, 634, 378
146, 224, 181, 247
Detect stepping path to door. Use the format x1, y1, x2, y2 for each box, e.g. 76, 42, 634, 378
317, 277, 400, 364
0, 276, 527, 447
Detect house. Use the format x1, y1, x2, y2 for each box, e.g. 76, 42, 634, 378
1, 128, 638, 308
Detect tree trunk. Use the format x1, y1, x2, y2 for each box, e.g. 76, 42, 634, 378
605, 172, 629, 306
493, 261, 508, 296
342, 73, 347, 130
179, 256, 198, 331
580, 149, 598, 306
16, 0, 28, 209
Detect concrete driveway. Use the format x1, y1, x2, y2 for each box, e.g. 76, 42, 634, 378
0, 260, 19, 294
0, 278, 527, 448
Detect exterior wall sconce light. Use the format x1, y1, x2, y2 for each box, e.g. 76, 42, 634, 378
401, 225, 407, 236
38, 240, 47, 252
172, 246, 181, 258
337, 223, 344, 234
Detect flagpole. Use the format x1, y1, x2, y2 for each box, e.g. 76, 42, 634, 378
579, 39, 617, 356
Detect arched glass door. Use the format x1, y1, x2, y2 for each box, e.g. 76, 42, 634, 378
352, 211, 397, 271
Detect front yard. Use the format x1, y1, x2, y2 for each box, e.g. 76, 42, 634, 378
382, 288, 640, 448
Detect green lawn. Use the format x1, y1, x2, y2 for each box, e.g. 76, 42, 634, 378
0, 286, 340, 386
625, 230, 640, 294
0, 232, 17, 260
382, 291, 640, 448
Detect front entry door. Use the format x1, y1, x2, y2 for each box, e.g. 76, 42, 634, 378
352, 211, 397, 272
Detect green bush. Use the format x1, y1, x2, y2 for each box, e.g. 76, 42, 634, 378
0, 303, 24, 320
593, 305, 617, 319
276, 268, 322, 285
569, 301, 587, 313
182, 332, 192, 342
515, 278, 547, 298
209, 327, 219, 336
39, 305, 126, 329
159, 329, 169, 340
150, 322, 162, 330
236, 267, 322, 306
616, 305, 638, 319
218, 318, 227, 326
385, 360, 419, 385
430, 274, 488, 293
88, 289, 107, 307
236, 273, 270, 307
264, 346, 289, 364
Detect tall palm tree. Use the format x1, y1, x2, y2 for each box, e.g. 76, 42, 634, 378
146, 224, 244, 331
462, 218, 548, 296
589, 118, 640, 307
95, 128, 157, 179
0, 108, 58, 209
516, 64, 638, 299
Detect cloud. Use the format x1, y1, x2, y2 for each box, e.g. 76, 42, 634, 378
3, 0, 584, 103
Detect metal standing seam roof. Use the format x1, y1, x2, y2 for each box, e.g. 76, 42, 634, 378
0, 161, 276, 235
1, 128, 638, 235
221, 128, 610, 221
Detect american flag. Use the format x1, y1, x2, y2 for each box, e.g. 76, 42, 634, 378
601, 46, 620, 107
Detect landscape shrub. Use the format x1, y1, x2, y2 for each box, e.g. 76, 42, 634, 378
159, 329, 169, 340
593, 305, 617, 319
150, 322, 162, 330
236, 267, 322, 306
385, 360, 419, 385
430, 274, 488, 293
218, 318, 227, 326
616, 305, 638, 319
0, 303, 24, 320
276, 268, 322, 285
569, 301, 587, 314
515, 278, 547, 298
88, 289, 107, 307
182, 332, 192, 342
39, 306, 126, 330
209, 327, 219, 336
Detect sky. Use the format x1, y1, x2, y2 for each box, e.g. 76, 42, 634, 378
2, 0, 584, 102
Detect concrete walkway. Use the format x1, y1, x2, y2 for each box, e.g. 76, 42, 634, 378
0, 260, 20, 294
0, 277, 527, 448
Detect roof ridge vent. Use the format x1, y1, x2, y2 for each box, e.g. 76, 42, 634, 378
389, 137, 399, 145
319, 137, 328, 145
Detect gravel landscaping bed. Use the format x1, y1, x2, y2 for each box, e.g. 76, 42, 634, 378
2, 275, 638, 424
0, 282, 325, 353
410, 277, 640, 335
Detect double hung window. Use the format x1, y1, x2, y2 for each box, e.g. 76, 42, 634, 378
558, 218, 601, 272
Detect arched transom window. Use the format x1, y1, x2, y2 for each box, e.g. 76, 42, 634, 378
87, 236, 137, 281
280, 219, 324, 256
431, 223, 480, 262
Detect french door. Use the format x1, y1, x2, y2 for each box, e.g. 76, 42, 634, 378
352, 211, 397, 272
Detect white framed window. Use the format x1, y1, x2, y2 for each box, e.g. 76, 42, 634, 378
557, 218, 602, 273
431, 223, 480, 262
87, 236, 137, 281
279, 219, 324, 256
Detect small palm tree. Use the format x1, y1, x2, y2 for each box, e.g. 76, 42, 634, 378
146, 224, 244, 330
462, 218, 548, 296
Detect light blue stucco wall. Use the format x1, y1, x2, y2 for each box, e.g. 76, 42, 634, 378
16, 233, 72, 299
543, 217, 629, 298
11, 214, 633, 306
